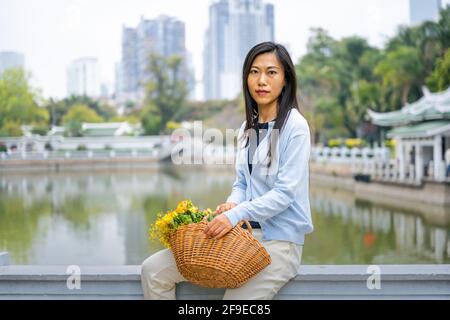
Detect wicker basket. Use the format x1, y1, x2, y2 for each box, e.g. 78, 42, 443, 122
169, 219, 271, 288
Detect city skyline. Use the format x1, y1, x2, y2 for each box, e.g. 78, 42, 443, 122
1, 0, 450, 101
117, 15, 191, 104
204, 0, 275, 100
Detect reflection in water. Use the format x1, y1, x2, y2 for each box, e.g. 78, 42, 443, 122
0, 166, 449, 265
308, 186, 450, 264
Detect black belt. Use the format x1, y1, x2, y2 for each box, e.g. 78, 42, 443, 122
241, 221, 261, 229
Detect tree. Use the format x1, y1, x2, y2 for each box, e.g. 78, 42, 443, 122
45, 98, 70, 127
142, 53, 188, 134
45, 95, 117, 126
426, 49, 450, 92
387, 22, 442, 76
0, 68, 49, 136
374, 46, 423, 106
62, 104, 103, 137
141, 103, 162, 135
385, 7, 450, 101
0, 121, 23, 137
296, 10, 449, 144
305, 28, 337, 57
64, 95, 117, 120
298, 30, 381, 140
437, 5, 450, 54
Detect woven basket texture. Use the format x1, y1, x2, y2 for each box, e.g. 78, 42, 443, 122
169, 220, 271, 288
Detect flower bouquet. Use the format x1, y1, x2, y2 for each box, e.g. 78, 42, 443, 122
149, 199, 271, 288
149, 200, 213, 248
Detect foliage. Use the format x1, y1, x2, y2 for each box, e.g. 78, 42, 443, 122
77, 144, 87, 151
384, 139, 396, 148
374, 46, 423, 106
0, 121, 23, 137
426, 48, 450, 92
166, 120, 182, 132
46, 95, 117, 126
298, 29, 382, 141
328, 139, 343, 148
172, 99, 231, 122
142, 53, 188, 134
31, 125, 49, 136
62, 104, 103, 137
110, 115, 140, 124
297, 7, 450, 145
0, 68, 49, 136
141, 103, 162, 135
345, 138, 365, 149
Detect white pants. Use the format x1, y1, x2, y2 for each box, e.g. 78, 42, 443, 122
141, 229, 303, 300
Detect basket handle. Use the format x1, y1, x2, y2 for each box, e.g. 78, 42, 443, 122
237, 220, 253, 234
205, 214, 253, 234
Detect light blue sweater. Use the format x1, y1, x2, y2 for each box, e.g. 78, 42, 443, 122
224, 108, 314, 245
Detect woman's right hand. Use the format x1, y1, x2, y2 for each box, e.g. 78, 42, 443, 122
215, 202, 237, 214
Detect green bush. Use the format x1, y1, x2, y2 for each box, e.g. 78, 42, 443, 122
31, 125, 49, 136
0, 121, 23, 137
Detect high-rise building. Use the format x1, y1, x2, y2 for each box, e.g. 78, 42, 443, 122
409, 0, 442, 25
114, 62, 124, 97
121, 27, 139, 99
204, 0, 275, 100
0, 51, 25, 77
185, 51, 197, 101
66, 57, 100, 98
117, 15, 190, 104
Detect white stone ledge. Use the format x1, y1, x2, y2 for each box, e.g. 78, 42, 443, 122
0, 264, 449, 300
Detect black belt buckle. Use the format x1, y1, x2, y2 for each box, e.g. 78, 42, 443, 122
242, 221, 261, 229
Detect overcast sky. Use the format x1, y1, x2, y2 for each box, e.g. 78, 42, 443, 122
1, 0, 449, 100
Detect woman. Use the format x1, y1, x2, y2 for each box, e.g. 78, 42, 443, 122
141, 42, 313, 300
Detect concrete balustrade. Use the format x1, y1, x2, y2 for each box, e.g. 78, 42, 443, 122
0, 253, 449, 300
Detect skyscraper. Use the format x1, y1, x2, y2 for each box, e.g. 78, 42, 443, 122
121, 27, 139, 100
66, 57, 100, 98
204, 0, 275, 100
118, 15, 190, 104
409, 0, 442, 25
0, 51, 25, 77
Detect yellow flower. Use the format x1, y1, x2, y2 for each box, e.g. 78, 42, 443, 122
148, 200, 211, 248
176, 200, 191, 214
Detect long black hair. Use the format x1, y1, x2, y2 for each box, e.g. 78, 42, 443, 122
241, 42, 300, 168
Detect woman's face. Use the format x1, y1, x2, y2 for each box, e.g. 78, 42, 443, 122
247, 52, 286, 108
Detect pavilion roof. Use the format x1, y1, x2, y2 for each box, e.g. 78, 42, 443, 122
367, 86, 450, 127
386, 120, 450, 138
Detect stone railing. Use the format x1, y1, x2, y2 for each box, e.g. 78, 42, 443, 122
1, 253, 449, 300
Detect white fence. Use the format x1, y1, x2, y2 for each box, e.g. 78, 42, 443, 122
312, 146, 390, 165
0, 149, 159, 161
311, 146, 406, 182
311, 146, 447, 184
0, 143, 237, 165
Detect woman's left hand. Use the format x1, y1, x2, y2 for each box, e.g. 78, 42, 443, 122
203, 214, 233, 239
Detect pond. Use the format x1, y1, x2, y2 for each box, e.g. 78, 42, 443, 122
0, 165, 449, 265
